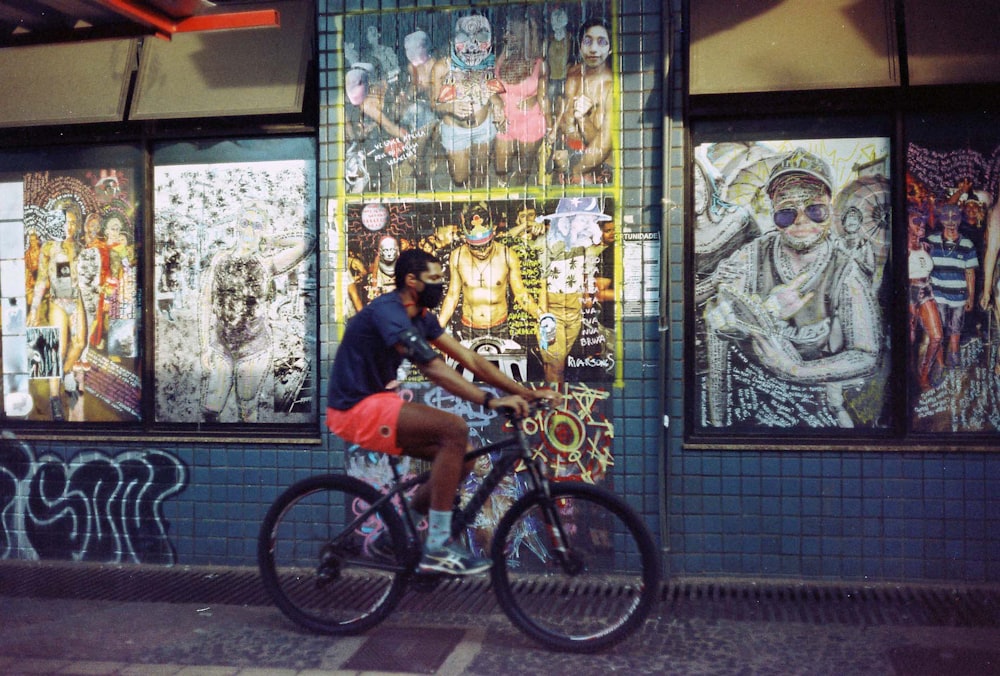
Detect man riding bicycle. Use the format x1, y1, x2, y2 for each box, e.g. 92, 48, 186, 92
327, 248, 558, 575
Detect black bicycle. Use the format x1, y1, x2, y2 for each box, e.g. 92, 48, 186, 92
257, 401, 660, 652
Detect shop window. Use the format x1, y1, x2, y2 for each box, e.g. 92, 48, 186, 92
905, 111, 1000, 433
1, 145, 144, 423
690, 121, 895, 436
0, 138, 319, 434
689, 0, 899, 95
153, 137, 318, 426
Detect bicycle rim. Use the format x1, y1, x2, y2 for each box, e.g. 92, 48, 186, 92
491, 482, 660, 652
257, 474, 412, 635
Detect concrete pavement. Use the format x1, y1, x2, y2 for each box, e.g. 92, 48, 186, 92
2, 561, 1000, 675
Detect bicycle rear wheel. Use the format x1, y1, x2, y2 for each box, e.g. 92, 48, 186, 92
491, 482, 660, 652
257, 474, 414, 634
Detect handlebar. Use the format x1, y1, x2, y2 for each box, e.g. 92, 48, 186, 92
495, 397, 552, 422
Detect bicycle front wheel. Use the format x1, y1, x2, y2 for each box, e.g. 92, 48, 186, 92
491, 482, 660, 652
257, 474, 414, 635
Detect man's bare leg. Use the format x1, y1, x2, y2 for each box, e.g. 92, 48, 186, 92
447, 149, 471, 187
397, 402, 469, 512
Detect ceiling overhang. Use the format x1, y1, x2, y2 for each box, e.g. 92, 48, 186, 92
95, 0, 279, 41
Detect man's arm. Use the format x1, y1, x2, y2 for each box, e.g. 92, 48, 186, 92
555, 67, 580, 136
27, 244, 51, 326
398, 338, 531, 417
419, 332, 561, 414
572, 76, 613, 175
750, 264, 880, 384
268, 233, 316, 276
966, 267, 976, 312
981, 204, 1000, 310
437, 247, 464, 328
362, 93, 408, 139
200, 254, 222, 368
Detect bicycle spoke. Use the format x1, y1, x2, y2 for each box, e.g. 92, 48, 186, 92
258, 475, 411, 634
492, 483, 659, 651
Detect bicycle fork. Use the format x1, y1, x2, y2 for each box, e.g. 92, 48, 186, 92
528, 458, 585, 576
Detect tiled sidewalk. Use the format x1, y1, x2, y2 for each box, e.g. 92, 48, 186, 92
2, 561, 1000, 675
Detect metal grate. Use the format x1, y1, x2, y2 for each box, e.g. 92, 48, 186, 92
2, 560, 999, 628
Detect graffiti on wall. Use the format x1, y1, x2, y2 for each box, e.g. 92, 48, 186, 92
0, 432, 186, 563
693, 138, 893, 431
907, 124, 1000, 432
153, 149, 318, 424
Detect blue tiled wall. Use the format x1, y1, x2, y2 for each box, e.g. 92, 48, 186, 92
4, 1, 997, 585
658, 0, 1000, 583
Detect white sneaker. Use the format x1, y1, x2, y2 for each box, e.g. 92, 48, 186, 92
418, 541, 490, 575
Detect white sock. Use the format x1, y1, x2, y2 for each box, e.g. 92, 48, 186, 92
426, 509, 451, 551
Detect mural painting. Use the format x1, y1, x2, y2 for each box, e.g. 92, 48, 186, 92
337, 1, 620, 555
907, 120, 1000, 432
153, 149, 318, 424
341, 2, 615, 193
694, 138, 893, 431
343, 197, 615, 385
1, 165, 141, 422
0, 433, 185, 563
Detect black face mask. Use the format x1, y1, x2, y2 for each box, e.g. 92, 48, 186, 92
417, 281, 445, 308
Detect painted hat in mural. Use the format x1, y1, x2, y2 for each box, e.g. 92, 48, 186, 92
463, 203, 494, 245
766, 148, 834, 197
535, 197, 612, 222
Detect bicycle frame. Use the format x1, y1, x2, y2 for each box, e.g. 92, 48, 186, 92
329, 412, 564, 574
260, 397, 659, 651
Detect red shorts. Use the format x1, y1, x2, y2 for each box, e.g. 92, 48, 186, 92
325, 391, 405, 455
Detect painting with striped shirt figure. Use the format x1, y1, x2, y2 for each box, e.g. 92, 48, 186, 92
908, 111, 1000, 433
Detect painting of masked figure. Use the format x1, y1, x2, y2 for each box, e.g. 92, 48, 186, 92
0, 155, 142, 423
153, 139, 317, 424
907, 112, 1000, 433
343, 197, 615, 386
341, 1, 615, 193
693, 138, 893, 431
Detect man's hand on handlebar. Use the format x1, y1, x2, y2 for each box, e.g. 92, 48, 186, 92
527, 387, 562, 409
488, 394, 533, 418
486, 388, 563, 418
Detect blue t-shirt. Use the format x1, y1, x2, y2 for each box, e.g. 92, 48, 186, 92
327, 292, 444, 410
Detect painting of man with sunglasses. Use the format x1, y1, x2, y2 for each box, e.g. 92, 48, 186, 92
702, 147, 884, 429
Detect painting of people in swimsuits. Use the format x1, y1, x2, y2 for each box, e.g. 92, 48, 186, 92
340, 1, 616, 194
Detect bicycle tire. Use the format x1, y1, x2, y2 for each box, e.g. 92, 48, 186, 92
257, 474, 414, 635
491, 482, 660, 652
